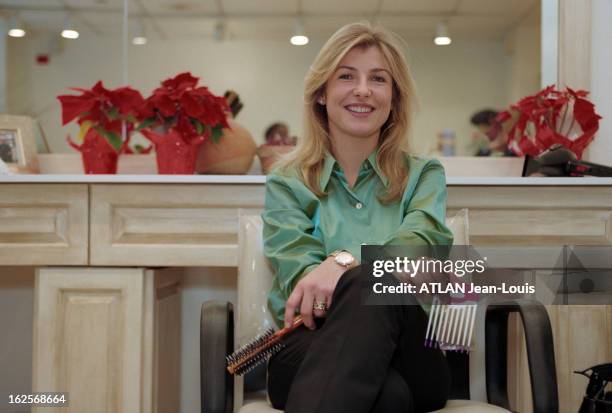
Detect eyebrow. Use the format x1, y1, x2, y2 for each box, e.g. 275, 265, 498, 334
336, 65, 391, 75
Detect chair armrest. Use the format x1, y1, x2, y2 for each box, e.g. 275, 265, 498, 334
485, 299, 558, 413
201, 301, 234, 413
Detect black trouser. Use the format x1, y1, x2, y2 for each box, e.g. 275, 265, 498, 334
267, 265, 451, 413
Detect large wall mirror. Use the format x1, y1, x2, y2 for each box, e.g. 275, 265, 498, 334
1, 0, 555, 162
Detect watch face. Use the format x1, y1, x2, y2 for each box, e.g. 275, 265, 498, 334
336, 251, 355, 266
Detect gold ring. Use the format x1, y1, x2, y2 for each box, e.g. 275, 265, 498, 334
313, 301, 327, 311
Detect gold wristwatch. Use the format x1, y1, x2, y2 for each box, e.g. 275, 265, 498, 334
329, 250, 355, 268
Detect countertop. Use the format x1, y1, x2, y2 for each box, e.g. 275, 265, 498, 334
1, 174, 612, 185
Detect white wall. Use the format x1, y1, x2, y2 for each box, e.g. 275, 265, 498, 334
408, 40, 510, 155
6, 32, 515, 156
506, 4, 542, 103
0, 20, 6, 113
589, 0, 612, 166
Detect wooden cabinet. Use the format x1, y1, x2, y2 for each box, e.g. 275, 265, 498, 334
32, 267, 181, 413
447, 186, 612, 245
90, 184, 264, 267
0, 185, 88, 265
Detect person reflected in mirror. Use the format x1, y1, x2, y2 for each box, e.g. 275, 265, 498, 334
469, 109, 516, 157
264, 122, 297, 146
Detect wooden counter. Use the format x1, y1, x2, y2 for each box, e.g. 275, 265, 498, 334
2, 176, 612, 267
1, 176, 611, 412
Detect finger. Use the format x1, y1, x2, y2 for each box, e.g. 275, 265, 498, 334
312, 294, 327, 318
300, 288, 315, 330
284, 286, 303, 328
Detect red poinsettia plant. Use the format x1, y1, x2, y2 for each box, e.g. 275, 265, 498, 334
496, 85, 601, 159
138, 72, 229, 143
58, 81, 145, 151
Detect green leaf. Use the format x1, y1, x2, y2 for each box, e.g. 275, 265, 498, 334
107, 107, 119, 120
97, 127, 123, 151
210, 125, 224, 143
136, 117, 156, 131
193, 119, 204, 135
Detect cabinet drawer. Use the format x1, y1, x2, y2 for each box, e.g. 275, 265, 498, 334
0, 184, 88, 265
448, 186, 612, 245
90, 184, 264, 266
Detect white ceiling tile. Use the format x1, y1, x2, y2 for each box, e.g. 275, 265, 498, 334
0, 0, 59, 7
382, 0, 457, 14
141, 0, 218, 15
222, 0, 297, 16
1, 0, 542, 42
459, 0, 536, 17
63, 0, 124, 9
302, 0, 378, 15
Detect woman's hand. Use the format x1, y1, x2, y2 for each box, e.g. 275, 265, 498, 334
284, 257, 348, 329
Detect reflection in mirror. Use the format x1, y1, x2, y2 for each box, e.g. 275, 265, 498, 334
1, 0, 545, 167
1, 1, 126, 154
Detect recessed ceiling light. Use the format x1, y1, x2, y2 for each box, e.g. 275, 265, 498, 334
7, 15, 26, 38
434, 22, 451, 46
61, 15, 79, 39
8, 28, 26, 38
290, 19, 308, 46
132, 20, 147, 45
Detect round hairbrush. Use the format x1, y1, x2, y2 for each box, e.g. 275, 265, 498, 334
226, 316, 304, 375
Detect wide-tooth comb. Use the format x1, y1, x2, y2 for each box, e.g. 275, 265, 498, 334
227, 316, 304, 375
424, 302, 477, 353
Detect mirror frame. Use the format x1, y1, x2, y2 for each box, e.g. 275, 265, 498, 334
558, 0, 591, 90
557, 0, 591, 158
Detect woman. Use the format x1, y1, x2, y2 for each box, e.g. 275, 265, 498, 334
262, 22, 454, 413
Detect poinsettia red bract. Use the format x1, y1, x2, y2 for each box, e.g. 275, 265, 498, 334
57, 81, 145, 151
139, 72, 229, 144
498, 85, 601, 159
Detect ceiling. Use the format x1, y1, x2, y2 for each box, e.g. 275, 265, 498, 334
0, 0, 538, 42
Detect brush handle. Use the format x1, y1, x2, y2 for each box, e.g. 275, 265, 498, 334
275, 316, 304, 338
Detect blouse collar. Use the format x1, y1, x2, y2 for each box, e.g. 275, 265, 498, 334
319, 147, 389, 190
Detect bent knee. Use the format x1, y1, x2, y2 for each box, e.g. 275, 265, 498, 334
372, 368, 414, 413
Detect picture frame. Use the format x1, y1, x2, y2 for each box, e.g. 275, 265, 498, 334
0, 114, 39, 173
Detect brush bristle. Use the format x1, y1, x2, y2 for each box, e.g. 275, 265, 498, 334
227, 328, 284, 375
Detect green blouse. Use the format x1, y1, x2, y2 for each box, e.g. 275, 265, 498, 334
262, 149, 453, 327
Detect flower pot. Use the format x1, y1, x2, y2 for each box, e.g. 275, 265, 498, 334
141, 128, 206, 174
196, 119, 257, 174
68, 128, 120, 174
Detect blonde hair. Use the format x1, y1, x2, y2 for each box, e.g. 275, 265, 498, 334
277, 21, 418, 203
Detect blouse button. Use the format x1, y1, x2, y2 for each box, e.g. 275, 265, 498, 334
355, 202, 363, 209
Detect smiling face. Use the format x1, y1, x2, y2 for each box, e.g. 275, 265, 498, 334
322, 45, 393, 143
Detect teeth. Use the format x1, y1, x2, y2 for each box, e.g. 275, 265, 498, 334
347, 106, 373, 113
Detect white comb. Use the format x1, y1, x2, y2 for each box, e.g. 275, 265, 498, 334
424, 299, 477, 353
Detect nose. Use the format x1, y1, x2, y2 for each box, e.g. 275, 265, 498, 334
353, 76, 372, 97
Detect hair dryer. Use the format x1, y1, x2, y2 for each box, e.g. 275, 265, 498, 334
522, 145, 612, 177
